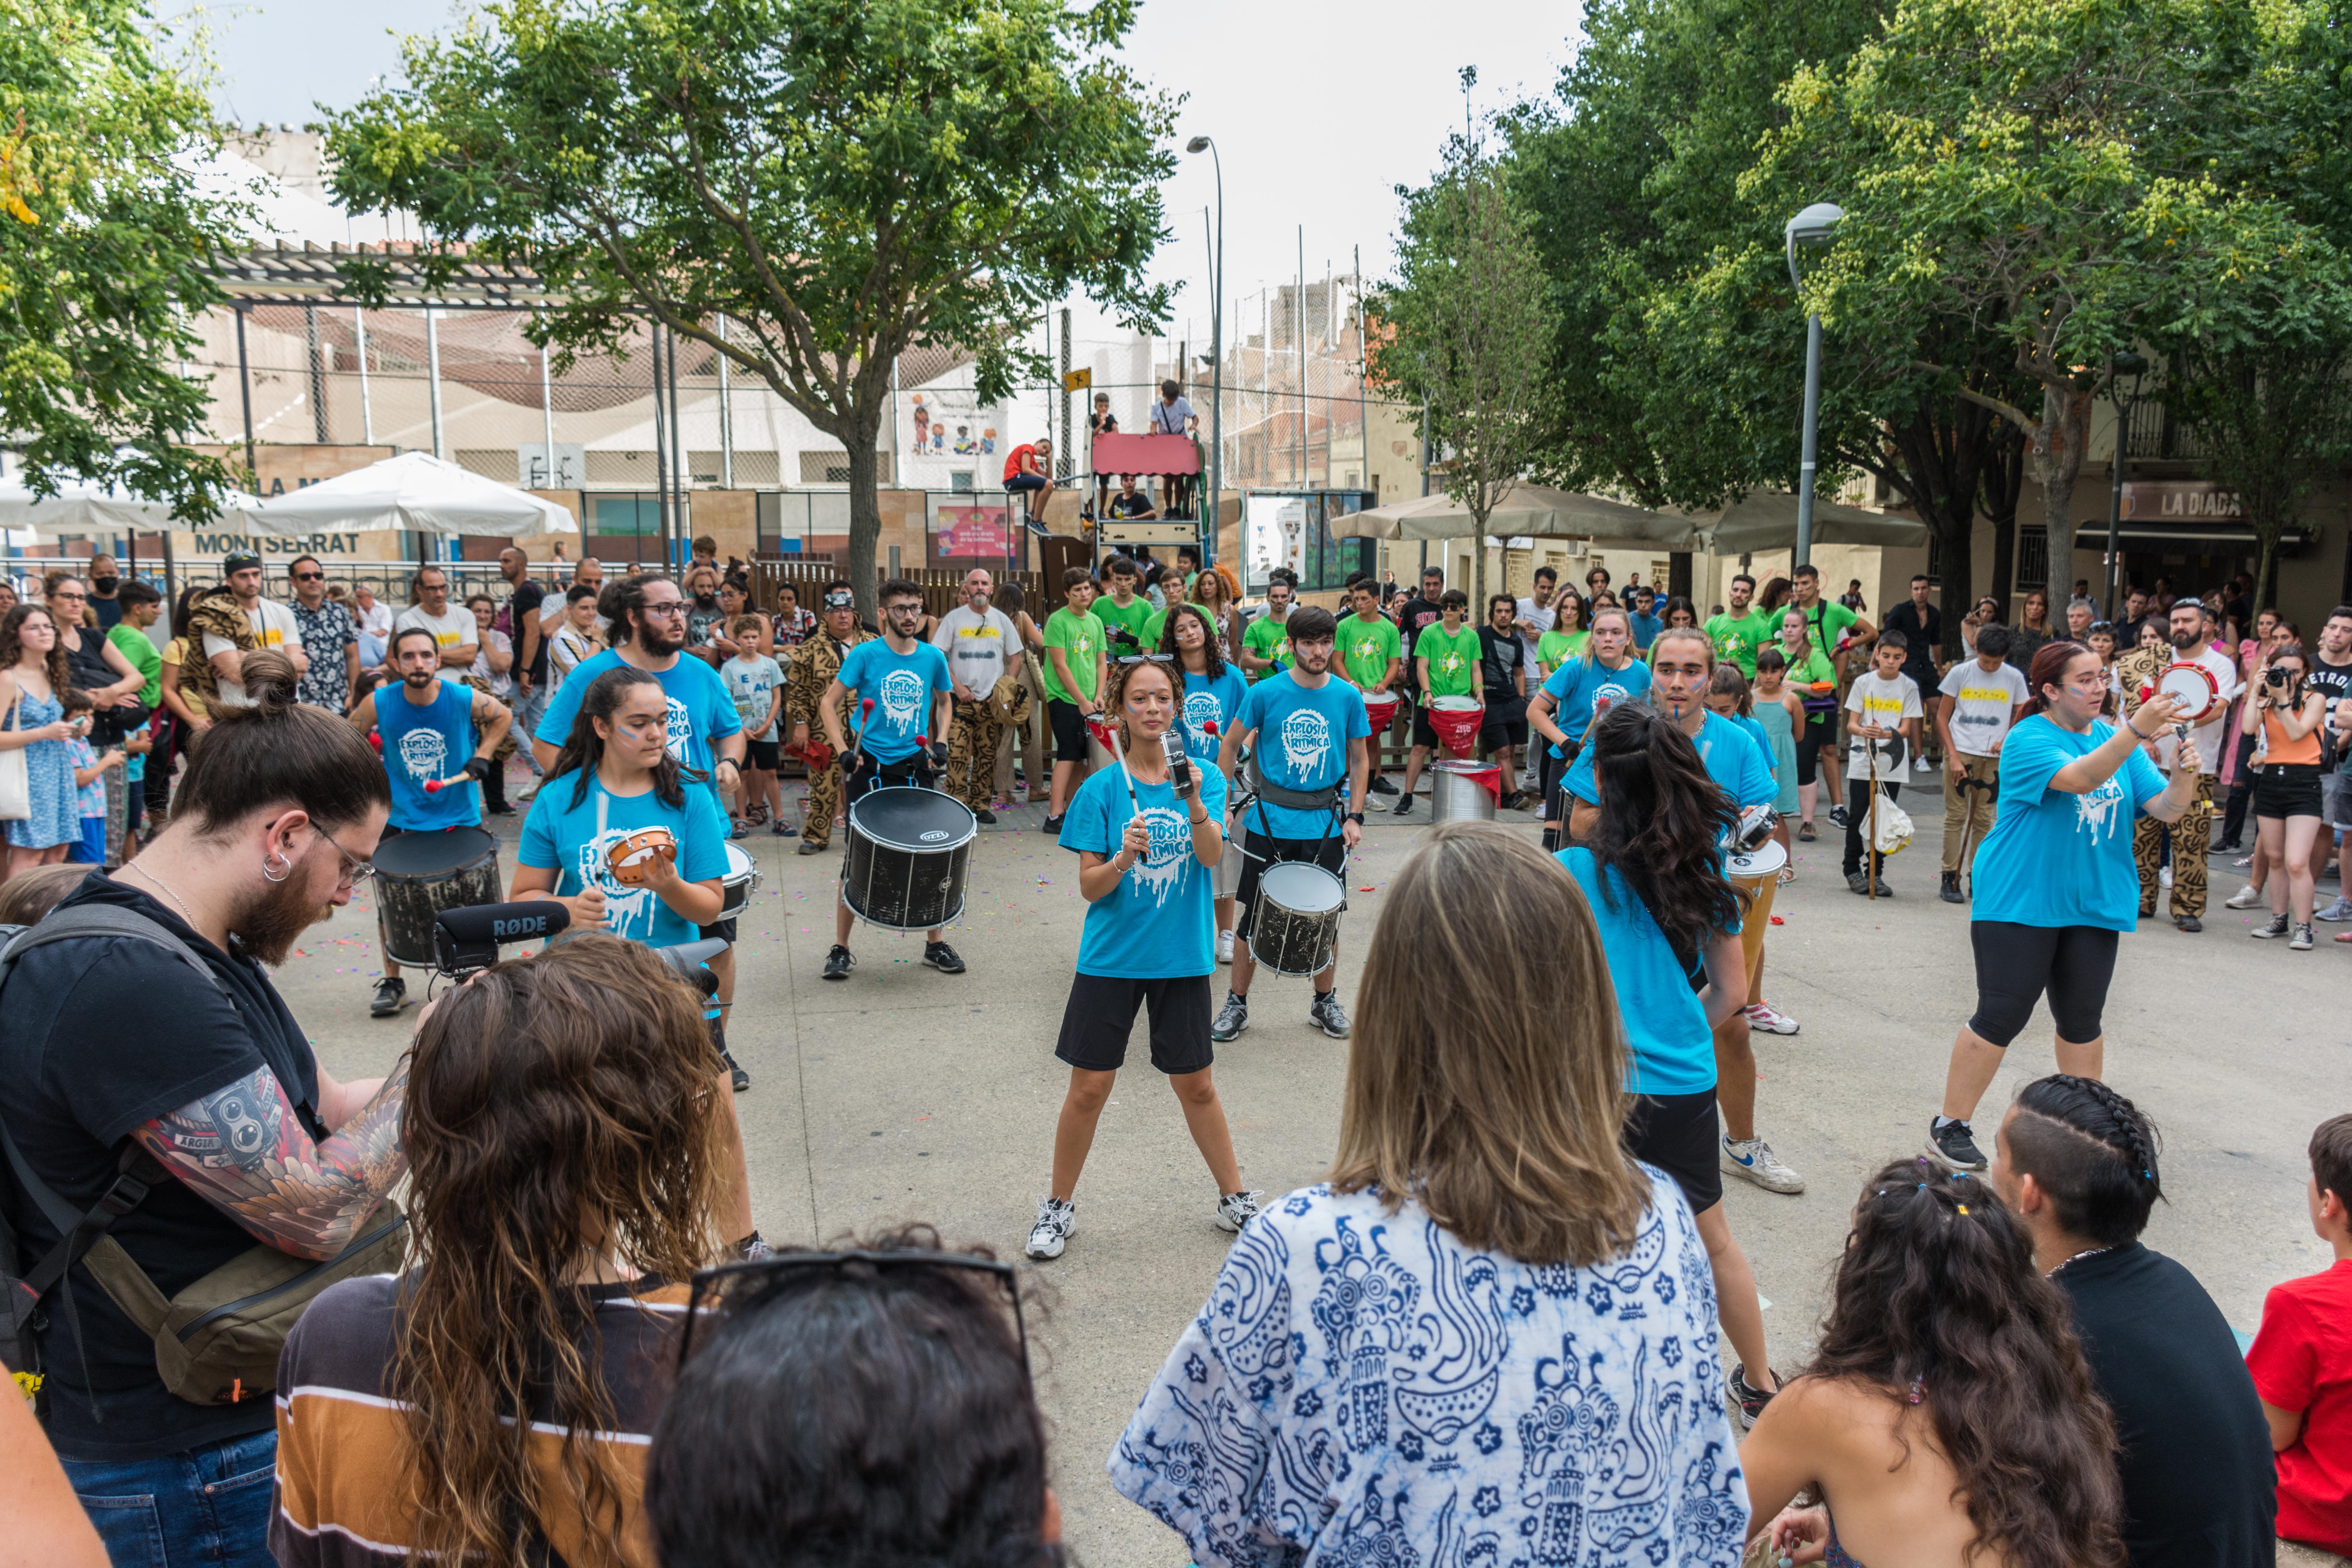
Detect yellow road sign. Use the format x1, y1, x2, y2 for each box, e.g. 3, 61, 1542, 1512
1061, 367, 1093, 392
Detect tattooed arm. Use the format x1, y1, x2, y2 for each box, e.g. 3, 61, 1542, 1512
129, 1061, 409, 1262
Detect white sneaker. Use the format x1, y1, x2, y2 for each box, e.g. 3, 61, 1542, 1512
1024, 1196, 1074, 1260
1217, 929, 1235, 964
1214, 1189, 1263, 1234
2224, 884, 2263, 910
1720, 1136, 1806, 1194
2159, 865, 2174, 889
1743, 1002, 1800, 1036
1913, 757, 1933, 774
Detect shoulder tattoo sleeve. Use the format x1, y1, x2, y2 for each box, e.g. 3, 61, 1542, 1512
131, 1060, 409, 1262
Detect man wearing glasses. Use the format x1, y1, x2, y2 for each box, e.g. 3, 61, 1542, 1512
286, 555, 360, 713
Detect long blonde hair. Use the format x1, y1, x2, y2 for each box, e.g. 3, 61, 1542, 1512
1331, 822, 1650, 1267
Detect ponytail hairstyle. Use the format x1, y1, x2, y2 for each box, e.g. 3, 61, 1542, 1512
1706, 662, 1752, 716
2020, 639, 2093, 717
1158, 601, 1227, 680
1581, 702, 1743, 967
1809, 1160, 2123, 1568
2005, 1074, 2164, 1246
1581, 606, 1632, 667
552, 666, 697, 811
171, 650, 390, 837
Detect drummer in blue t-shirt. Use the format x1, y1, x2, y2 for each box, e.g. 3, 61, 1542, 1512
347, 625, 512, 1019
1212, 606, 1371, 1045
819, 578, 961, 982
1165, 602, 1250, 960
1024, 655, 1246, 1262
1529, 605, 1651, 851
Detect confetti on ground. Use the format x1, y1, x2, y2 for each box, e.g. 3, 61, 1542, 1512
1768, 915, 1785, 925
1357, 885, 1376, 892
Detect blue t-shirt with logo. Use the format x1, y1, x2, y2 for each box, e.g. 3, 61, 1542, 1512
534, 650, 742, 793
1234, 671, 1371, 839
1971, 715, 2166, 931
1563, 708, 1776, 812
1556, 846, 1735, 1096
835, 638, 953, 763
1060, 762, 1229, 979
518, 773, 732, 949
377, 678, 481, 832
1540, 656, 1653, 757
1179, 666, 1250, 766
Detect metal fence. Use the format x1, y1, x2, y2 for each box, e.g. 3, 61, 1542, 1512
745, 561, 1049, 622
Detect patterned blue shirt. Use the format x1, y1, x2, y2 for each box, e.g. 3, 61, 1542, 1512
1111, 1178, 1749, 1568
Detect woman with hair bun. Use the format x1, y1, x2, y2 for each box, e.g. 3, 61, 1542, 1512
1924, 641, 2204, 1174
1740, 1160, 2123, 1568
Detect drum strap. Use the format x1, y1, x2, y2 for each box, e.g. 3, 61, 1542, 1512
1245, 757, 1341, 814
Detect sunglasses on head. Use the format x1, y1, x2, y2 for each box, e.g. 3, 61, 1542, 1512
679, 1249, 1027, 1373
1116, 652, 1174, 666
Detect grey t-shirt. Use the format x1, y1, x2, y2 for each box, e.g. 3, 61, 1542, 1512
1937, 659, 2030, 758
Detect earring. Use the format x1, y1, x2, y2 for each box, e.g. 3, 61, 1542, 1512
261, 850, 292, 883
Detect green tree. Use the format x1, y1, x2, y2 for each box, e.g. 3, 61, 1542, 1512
0, 0, 245, 514
1370, 117, 1557, 614
327, 0, 1174, 611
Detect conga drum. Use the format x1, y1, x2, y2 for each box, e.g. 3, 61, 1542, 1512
373, 826, 502, 968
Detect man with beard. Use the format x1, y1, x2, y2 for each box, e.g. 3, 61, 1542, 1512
0, 650, 406, 1563
1703, 572, 1772, 679
1212, 606, 1370, 1043
682, 564, 729, 667
931, 568, 1024, 825
2116, 600, 2240, 932
784, 581, 867, 854
531, 573, 746, 1027
345, 627, 511, 1016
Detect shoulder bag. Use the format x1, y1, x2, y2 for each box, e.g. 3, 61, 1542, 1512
0, 689, 28, 820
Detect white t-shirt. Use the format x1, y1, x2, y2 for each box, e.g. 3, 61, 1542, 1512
1936, 658, 2031, 759
1514, 596, 1557, 667
1150, 396, 1197, 434
1844, 670, 1923, 771
200, 597, 301, 708
548, 622, 599, 693
393, 604, 477, 665
932, 606, 1020, 698
470, 626, 514, 698
541, 589, 612, 637
722, 653, 787, 742
2151, 646, 2240, 774
352, 599, 393, 638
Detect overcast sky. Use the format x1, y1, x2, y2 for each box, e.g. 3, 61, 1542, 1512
196, 0, 1582, 336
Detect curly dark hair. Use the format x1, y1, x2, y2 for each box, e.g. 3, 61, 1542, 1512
0, 603, 73, 699
1579, 702, 1743, 967
1158, 601, 1227, 681
2005, 1075, 2164, 1246
1807, 1160, 2124, 1568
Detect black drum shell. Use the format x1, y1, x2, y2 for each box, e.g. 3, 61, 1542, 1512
1247, 862, 1345, 978
843, 788, 977, 932
372, 826, 501, 968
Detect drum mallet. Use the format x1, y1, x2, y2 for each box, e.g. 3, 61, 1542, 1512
421, 759, 491, 794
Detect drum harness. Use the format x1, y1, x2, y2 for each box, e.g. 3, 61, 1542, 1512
1238, 751, 1349, 908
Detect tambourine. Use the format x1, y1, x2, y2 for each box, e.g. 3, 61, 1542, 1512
2151, 661, 2223, 725
605, 828, 678, 886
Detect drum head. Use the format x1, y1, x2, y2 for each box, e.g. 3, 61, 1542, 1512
1726, 839, 1789, 879
372, 824, 497, 879
2156, 662, 2221, 722
849, 787, 978, 852
724, 842, 755, 880
1260, 861, 1345, 915
1429, 695, 1480, 713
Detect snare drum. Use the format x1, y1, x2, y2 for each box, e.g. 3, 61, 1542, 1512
372, 825, 502, 968
1361, 692, 1400, 736
719, 842, 761, 920
844, 787, 978, 931
1249, 860, 1347, 976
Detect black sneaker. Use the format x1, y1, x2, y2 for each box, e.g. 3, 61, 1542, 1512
1828, 804, 1851, 828
975, 808, 997, 825
924, 940, 967, 974
721, 1048, 750, 1093
1391, 794, 1413, 817
797, 837, 829, 855
2175, 913, 2202, 933
1368, 775, 1399, 797
1041, 814, 1065, 833
369, 976, 406, 1018
1728, 1365, 1779, 1430
1939, 870, 1963, 904
1925, 1117, 1987, 1172
822, 944, 855, 980
1846, 871, 1872, 895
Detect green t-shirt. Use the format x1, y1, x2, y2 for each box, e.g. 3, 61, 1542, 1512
1339, 612, 1403, 689
1242, 612, 1292, 682
1415, 622, 1483, 699
1704, 608, 1773, 677
108, 623, 162, 707
1536, 628, 1590, 675
1796, 598, 1859, 661
1042, 607, 1105, 704
1140, 608, 1169, 652
1094, 592, 1155, 656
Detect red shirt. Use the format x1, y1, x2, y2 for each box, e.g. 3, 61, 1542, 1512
1003, 443, 1040, 484
2249, 1257, 2352, 1554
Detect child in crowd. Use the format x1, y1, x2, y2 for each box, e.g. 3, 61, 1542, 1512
58, 690, 123, 867
722, 614, 789, 837
1842, 628, 1924, 894
2249, 1112, 2352, 1559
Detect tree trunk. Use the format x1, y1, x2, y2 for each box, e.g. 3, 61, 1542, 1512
1935, 500, 1973, 664
1983, 434, 2023, 615
2252, 523, 2281, 620
843, 407, 888, 622
2030, 383, 2093, 601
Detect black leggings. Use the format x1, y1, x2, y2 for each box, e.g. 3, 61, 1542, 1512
1967, 920, 2120, 1047
1794, 710, 1837, 788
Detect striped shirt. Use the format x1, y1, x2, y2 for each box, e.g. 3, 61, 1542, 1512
271, 1272, 688, 1568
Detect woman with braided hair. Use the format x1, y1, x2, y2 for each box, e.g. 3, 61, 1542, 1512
1991, 1076, 2278, 1568
1740, 1159, 2123, 1568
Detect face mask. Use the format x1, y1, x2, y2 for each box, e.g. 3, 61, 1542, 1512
91, 576, 119, 593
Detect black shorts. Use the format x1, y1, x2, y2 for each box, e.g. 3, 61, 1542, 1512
1233, 828, 1347, 940
1056, 972, 1213, 1074
1968, 920, 2119, 1047
1626, 1089, 1722, 1215
745, 737, 780, 771
1047, 698, 1091, 764
2254, 762, 2323, 820
1480, 714, 1529, 751
699, 918, 739, 945
1412, 703, 1440, 750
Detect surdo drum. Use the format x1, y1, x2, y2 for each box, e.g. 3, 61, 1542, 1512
844, 787, 977, 931
1249, 860, 1347, 977
372, 825, 501, 968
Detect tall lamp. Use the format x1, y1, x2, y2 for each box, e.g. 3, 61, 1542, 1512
1186, 135, 1223, 564
1785, 202, 1844, 570
2103, 351, 2149, 620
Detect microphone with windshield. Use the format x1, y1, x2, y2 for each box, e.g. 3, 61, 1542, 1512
430, 900, 727, 1000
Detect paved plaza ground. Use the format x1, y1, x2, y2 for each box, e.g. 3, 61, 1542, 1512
270, 768, 2349, 1565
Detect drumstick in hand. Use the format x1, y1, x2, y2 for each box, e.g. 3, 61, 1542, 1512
1106, 718, 1142, 816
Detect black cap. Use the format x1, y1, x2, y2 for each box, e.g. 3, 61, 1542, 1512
222, 553, 263, 575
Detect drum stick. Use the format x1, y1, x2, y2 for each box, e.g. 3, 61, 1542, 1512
421, 773, 475, 794
1106, 717, 1142, 815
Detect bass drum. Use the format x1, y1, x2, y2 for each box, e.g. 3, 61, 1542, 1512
844, 787, 978, 931
1249, 860, 1346, 977
373, 825, 502, 968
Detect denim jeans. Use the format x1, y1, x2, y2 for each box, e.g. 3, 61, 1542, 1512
510, 681, 548, 777
62, 1429, 278, 1568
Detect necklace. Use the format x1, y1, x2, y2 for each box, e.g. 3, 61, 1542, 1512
2051, 1244, 2116, 1275
121, 860, 201, 929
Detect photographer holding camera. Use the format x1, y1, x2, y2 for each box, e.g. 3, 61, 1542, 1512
2241, 640, 2330, 947
0, 651, 405, 1568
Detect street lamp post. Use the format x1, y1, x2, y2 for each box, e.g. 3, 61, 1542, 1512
2103, 351, 2149, 621
1187, 135, 1223, 564
1784, 202, 1844, 572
